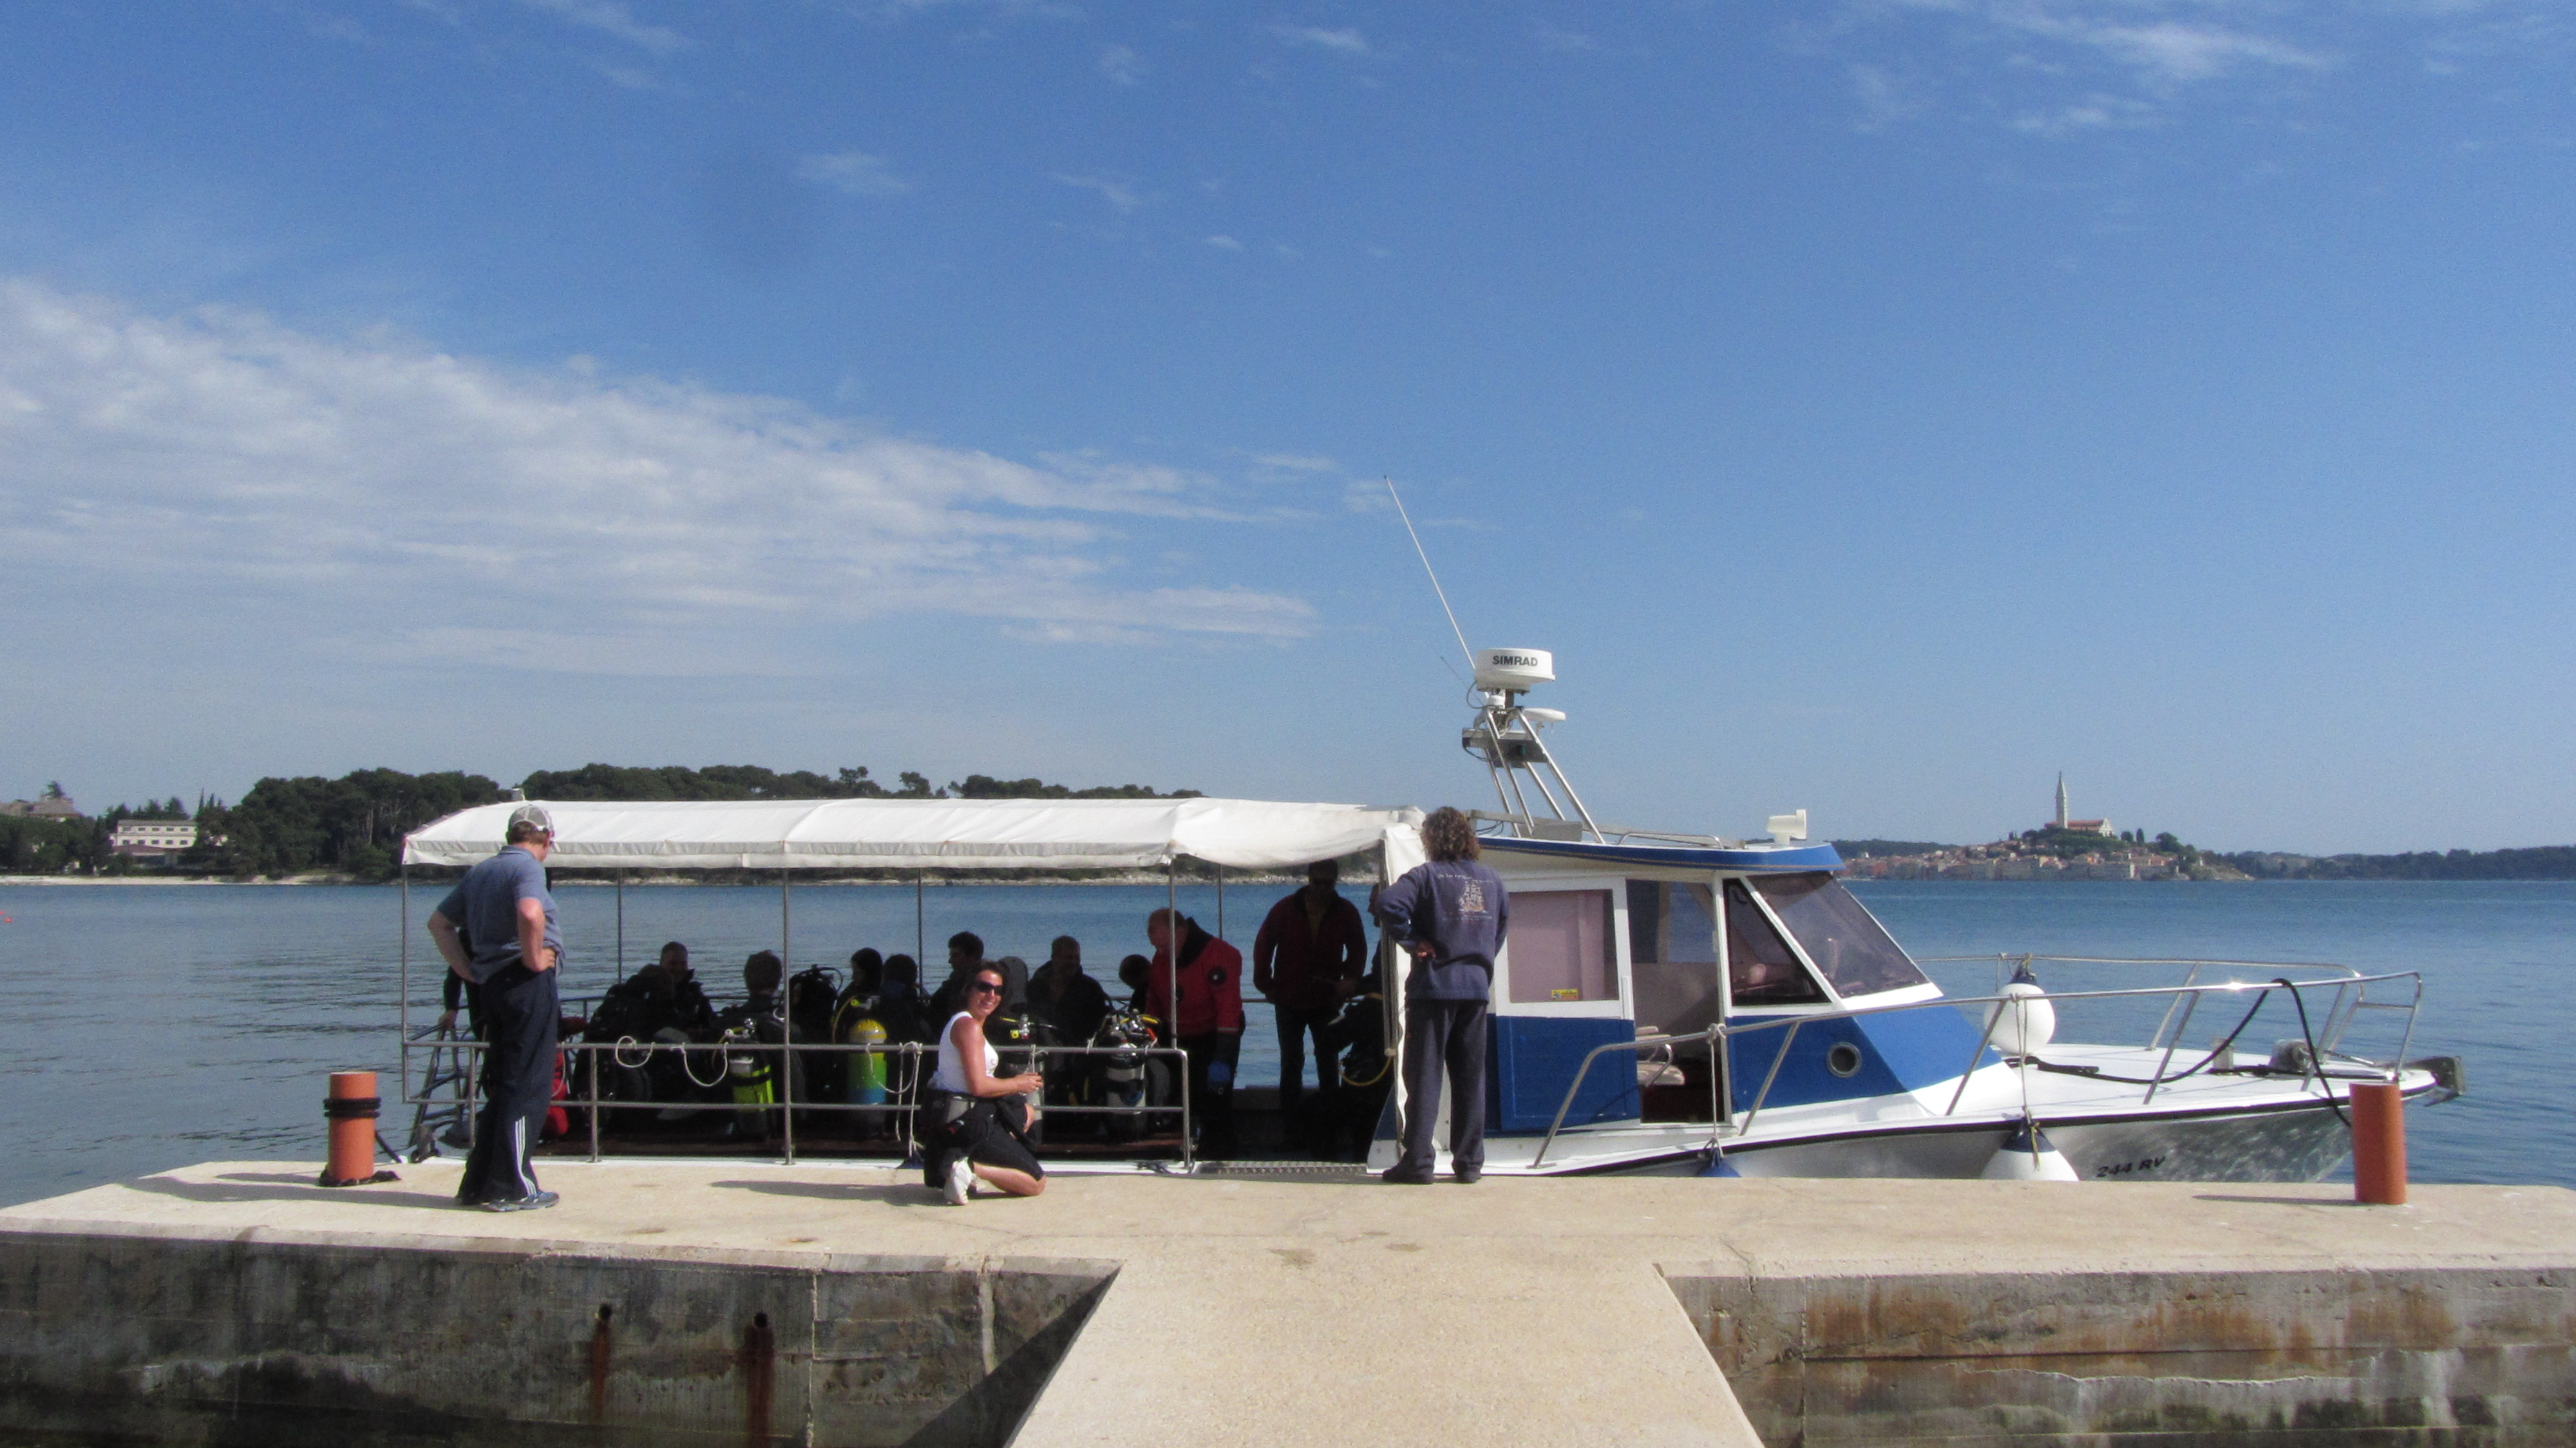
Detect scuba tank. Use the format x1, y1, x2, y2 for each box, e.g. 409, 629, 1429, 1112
1095, 1003, 1158, 1142
788, 965, 842, 1101
723, 1020, 777, 1141
843, 1015, 889, 1105
724, 1022, 775, 1105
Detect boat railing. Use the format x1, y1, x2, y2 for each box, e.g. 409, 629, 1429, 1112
1531, 965, 2432, 1170
401, 1035, 1199, 1170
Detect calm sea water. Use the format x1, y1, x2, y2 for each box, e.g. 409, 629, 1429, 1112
0, 879, 2563, 1206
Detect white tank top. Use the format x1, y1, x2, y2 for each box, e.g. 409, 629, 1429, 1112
934, 1010, 998, 1094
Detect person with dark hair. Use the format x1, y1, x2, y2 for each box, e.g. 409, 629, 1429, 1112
1117, 953, 1151, 1009
1144, 906, 1244, 1157
426, 802, 564, 1211
1314, 948, 1394, 1163
929, 930, 989, 1022
583, 940, 717, 1112
1253, 859, 1368, 1122
872, 953, 935, 1125
1030, 936, 1111, 1049
925, 962, 1047, 1205
1372, 806, 1508, 1185
714, 950, 793, 1140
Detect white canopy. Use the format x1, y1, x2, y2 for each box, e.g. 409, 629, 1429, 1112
402, 797, 1425, 872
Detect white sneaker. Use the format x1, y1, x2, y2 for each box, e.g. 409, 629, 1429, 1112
943, 1157, 972, 1206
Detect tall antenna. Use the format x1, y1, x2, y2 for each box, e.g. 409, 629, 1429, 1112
1385, 477, 1475, 674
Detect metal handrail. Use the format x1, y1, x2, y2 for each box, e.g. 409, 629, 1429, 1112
1528, 1027, 1720, 1169
1720, 969, 2426, 1136
1918, 953, 2367, 979
1526, 967, 2430, 1168
402, 1036, 1198, 1167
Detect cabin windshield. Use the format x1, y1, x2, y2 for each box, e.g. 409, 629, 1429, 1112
1752, 873, 1928, 998
1721, 879, 1827, 1006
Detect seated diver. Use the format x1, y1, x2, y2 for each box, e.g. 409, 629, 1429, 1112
925, 962, 1047, 1204
583, 942, 718, 1122
1313, 958, 1394, 1164
712, 950, 798, 1141
1030, 937, 1112, 1113
831, 949, 893, 1138
873, 953, 936, 1134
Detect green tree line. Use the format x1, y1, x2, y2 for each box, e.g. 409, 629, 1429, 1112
2220, 846, 2576, 881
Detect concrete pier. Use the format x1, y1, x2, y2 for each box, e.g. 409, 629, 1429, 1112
3, 1161, 2571, 1445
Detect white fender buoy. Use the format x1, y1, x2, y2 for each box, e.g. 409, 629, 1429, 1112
1983, 960, 2056, 1058
1982, 1121, 2081, 1181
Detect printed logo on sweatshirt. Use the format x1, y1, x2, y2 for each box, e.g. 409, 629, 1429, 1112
1457, 878, 1487, 915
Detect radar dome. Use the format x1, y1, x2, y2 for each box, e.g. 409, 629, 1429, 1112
1473, 648, 1555, 694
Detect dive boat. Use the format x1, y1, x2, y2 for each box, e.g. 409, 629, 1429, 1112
1366, 647, 2460, 1180
395, 648, 2459, 1183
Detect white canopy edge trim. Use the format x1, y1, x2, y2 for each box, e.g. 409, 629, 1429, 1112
402, 797, 1426, 873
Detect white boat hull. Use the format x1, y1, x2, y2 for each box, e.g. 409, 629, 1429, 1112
1417, 1065, 2447, 1182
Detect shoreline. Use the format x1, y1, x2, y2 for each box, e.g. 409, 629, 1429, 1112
0, 871, 1321, 888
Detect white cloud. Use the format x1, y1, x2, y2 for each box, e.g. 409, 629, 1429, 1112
2012, 91, 2160, 133
1271, 24, 1371, 55
0, 281, 1314, 669
512, 0, 687, 54
794, 151, 913, 197
1053, 173, 1143, 213
1099, 43, 1144, 84
1206, 234, 1244, 251
2078, 19, 2329, 84
1840, 1, 2340, 128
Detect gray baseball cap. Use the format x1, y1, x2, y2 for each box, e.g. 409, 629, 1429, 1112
506, 802, 556, 837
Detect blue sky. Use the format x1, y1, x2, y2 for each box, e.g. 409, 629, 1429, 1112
2, 0, 2571, 852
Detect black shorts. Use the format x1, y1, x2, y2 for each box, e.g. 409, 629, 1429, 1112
934, 1098, 1045, 1180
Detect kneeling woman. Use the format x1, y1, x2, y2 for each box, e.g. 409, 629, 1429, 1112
927, 964, 1047, 1205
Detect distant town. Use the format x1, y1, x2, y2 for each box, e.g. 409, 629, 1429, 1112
1841, 774, 2242, 881
1838, 775, 2576, 882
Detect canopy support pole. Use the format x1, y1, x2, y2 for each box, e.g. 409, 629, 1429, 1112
399, 861, 410, 1054
614, 869, 625, 981
1215, 866, 1224, 940
1170, 855, 1191, 1172
915, 872, 925, 967
781, 868, 795, 1166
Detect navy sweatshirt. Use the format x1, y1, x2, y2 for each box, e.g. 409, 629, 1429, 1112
1373, 859, 1509, 1001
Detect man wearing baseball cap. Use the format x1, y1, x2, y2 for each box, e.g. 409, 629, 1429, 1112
427, 801, 565, 1210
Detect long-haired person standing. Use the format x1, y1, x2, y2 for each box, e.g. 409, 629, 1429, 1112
1371, 807, 1508, 1185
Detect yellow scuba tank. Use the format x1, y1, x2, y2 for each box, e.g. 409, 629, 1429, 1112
844, 1016, 888, 1104
724, 1024, 774, 1107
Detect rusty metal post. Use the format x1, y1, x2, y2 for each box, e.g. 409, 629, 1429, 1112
2351, 1081, 2407, 1205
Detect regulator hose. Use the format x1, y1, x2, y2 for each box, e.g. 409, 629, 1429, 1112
2029, 984, 2275, 1087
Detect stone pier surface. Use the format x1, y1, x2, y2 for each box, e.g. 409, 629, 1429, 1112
1, 1163, 2570, 1446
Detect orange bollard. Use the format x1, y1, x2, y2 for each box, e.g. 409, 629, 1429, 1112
319, 1071, 396, 1188
2350, 1081, 2407, 1205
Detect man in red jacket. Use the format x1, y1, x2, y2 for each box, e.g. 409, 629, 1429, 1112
1145, 907, 1242, 1158
1253, 859, 1368, 1120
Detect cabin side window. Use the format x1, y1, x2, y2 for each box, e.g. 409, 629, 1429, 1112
1504, 889, 1616, 1004
1723, 878, 1828, 1006
1752, 873, 1929, 998
1627, 880, 1723, 1036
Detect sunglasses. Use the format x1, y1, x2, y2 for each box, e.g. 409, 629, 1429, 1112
968, 981, 1003, 995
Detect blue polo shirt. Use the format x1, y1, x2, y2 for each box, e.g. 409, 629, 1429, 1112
434, 845, 560, 982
